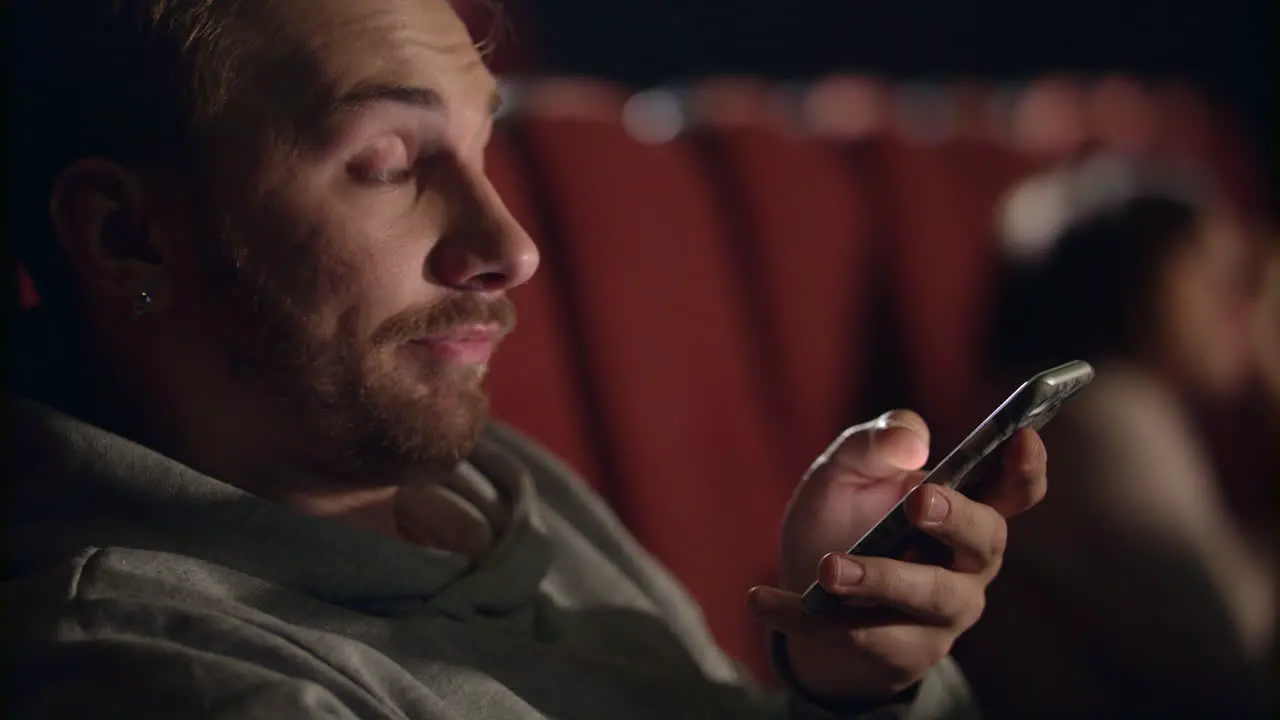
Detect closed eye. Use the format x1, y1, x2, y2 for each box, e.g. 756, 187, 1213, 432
360, 166, 416, 185
347, 134, 423, 187
353, 139, 455, 188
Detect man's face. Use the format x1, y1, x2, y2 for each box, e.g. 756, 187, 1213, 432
180, 0, 538, 478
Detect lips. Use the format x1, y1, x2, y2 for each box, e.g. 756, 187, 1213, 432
407, 325, 502, 364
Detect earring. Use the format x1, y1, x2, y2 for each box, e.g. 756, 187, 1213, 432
131, 290, 155, 320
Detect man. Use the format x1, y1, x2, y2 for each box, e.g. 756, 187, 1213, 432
4, 1, 1048, 717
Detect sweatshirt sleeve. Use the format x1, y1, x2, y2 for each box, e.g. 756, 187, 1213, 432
12, 635, 370, 720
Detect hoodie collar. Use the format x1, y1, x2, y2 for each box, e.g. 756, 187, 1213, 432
6, 396, 552, 616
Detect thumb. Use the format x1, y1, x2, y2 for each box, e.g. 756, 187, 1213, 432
808, 410, 931, 486
781, 411, 932, 589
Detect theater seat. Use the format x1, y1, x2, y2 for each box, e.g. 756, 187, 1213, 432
947, 81, 1005, 144
1085, 75, 1162, 156
483, 128, 607, 493
1010, 75, 1091, 164
1153, 82, 1267, 219
800, 75, 897, 141
508, 78, 791, 683
687, 78, 877, 475
16, 264, 39, 308
880, 139, 1000, 444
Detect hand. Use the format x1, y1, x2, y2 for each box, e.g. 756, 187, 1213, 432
748, 410, 1048, 702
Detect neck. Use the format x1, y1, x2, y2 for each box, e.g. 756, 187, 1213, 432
15, 311, 480, 553
273, 482, 405, 540
81, 330, 451, 547
242, 454, 462, 549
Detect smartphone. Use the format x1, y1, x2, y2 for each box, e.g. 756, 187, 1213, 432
800, 359, 1095, 614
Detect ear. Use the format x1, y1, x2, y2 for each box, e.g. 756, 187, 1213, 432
49, 158, 174, 311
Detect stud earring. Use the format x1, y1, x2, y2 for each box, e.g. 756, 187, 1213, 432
131, 290, 155, 320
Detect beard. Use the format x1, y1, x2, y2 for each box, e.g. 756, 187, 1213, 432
194, 213, 516, 482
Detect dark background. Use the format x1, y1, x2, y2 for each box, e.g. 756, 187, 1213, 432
507, 0, 1273, 201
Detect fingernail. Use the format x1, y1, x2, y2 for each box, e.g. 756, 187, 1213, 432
923, 487, 950, 523
827, 554, 864, 588
747, 586, 774, 609
889, 421, 925, 440
878, 419, 921, 447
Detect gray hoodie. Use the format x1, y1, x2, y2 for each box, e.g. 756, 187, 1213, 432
4, 397, 976, 719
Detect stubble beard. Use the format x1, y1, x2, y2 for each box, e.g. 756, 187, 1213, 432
195, 216, 510, 484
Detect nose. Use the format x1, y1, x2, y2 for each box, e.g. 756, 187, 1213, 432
429, 162, 540, 293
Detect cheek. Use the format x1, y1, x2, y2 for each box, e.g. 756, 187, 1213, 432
256, 170, 448, 337
343, 192, 449, 305
311, 218, 449, 343
350, 243, 430, 316
1167, 273, 1247, 374
1154, 269, 1210, 350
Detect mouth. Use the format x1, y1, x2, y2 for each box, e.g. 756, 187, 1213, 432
406, 324, 502, 365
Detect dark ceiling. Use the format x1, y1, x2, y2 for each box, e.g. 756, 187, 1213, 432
521, 0, 1273, 194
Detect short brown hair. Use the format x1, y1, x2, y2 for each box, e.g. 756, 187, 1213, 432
8, 0, 505, 318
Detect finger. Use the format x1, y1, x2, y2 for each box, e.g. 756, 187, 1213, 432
748, 585, 920, 636
779, 466, 926, 592
906, 484, 1009, 576
979, 428, 1048, 518
814, 552, 985, 628
820, 410, 931, 481
749, 586, 953, 686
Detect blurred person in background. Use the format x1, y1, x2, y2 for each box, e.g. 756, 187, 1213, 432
954, 155, 1274, 717
1256, 238, 1280, 404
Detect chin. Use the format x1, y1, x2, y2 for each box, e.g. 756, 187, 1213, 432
365, 382, 491, 467
278, 349, 489, 476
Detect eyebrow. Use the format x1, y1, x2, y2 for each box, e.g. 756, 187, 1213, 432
329, 82, 503, 119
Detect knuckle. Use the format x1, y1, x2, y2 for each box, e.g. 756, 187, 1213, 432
885, 657, 922, 687
962, 584, 988, 627
946, 491, 978, 534
986, 551, 1005, 578
924, 635, 953, 668
869, 559, 915, 607
883, 632, 949, 684
966, 589, 988, 629
955, 501, 1005, 557
861, 559, 891, 594
846, 624, 873, 648
1033, 471, 1049, 503
869, 628, 925, 682
987, 516, 1009, 559
883, 562, 914, 603
926, 566, 959, 618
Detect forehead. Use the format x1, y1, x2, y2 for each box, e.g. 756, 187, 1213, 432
272, 0, 496, 118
